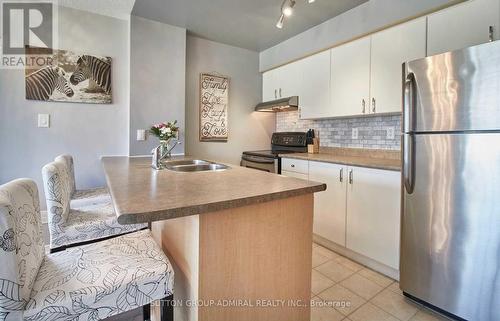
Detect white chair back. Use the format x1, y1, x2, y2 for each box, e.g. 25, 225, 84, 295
54, 154, 76, 196
0, 179, 45, 316
42, 160, 72, 237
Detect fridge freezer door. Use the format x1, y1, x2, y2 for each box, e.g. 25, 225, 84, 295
401, 133, 500, 321
405, 40, 500, 133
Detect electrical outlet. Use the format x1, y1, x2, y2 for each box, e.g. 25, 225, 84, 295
352, 128, 358, 140
386, 127, 395, 140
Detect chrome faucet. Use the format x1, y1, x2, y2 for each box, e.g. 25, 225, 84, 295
152, 140, 181, 170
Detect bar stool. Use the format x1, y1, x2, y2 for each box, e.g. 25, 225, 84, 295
0, 179, 174, 321
54, 154, 110, 207
42, 159, 147, 252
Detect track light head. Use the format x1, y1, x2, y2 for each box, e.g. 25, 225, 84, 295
276, 13, 285, 29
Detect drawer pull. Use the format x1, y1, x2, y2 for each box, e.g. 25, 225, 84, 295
291, 164, 295, 168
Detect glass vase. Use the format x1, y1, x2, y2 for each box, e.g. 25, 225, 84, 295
159, 139, 172, 158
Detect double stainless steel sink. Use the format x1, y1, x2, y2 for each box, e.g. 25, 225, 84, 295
161, 159, 230, 172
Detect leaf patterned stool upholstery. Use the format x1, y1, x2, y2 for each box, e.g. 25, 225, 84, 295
42, 159, 147, 252
0, 179, 174, 321
54, 155, 110, 208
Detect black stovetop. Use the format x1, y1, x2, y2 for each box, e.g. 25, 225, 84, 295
242, 132, 308, 159
242, 150, 300, 159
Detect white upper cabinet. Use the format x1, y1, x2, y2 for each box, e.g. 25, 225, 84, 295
299, 50, 331, 119
330, 36, 371, 117
309, 161, 347, 246
278, 61, 302, 99
262, 70, 278, 101
370, 18, 427, 114
346, 166, 401, 269
427, 0, 500, 56
262, 62, 301, 101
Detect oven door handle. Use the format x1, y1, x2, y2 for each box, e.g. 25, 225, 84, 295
241, 155, 276, 164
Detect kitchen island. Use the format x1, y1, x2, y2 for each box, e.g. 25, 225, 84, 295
101, 156, 326, 321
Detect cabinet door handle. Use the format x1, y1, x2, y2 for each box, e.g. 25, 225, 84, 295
274, 89, 277, 99
339, 168, 344, 182
279, 88, 282, 98
489, 25, 494, 42
362, 99, 366, 114
372, 98, 376, 113
348, 169, 353, 184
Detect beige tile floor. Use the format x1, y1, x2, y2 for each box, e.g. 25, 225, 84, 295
310, 243, 453, 321
97, 241, 456, 321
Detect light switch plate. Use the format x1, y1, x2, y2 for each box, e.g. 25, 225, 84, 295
136, 129, 147, 141
352, 128, 358, 140
386, 127, 395, 140
38, 114, 50, 128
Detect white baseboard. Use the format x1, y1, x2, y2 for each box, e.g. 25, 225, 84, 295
313, 234, 400, 281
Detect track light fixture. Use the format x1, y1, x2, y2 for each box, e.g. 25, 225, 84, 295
276, 0, 315, 29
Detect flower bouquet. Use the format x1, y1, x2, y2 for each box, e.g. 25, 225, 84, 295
150, 121, 179, 141
150, 121, 179, 157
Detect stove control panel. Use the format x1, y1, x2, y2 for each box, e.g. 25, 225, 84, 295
271, 132, 307, 147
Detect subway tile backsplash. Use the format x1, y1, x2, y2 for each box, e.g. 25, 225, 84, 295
276, 111, 402, 150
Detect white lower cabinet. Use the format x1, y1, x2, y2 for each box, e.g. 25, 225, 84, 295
345, 166, 401, 269
309, 161, 347, 246
283, 157, 402, 270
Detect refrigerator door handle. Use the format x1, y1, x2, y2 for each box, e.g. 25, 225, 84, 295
403, 134, 416, 194
403, 72, 416, 133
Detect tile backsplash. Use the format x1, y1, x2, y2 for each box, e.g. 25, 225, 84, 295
276, 111, 401, 150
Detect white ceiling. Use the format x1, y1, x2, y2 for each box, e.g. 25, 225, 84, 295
131, 0, 368, 51
57, 0, 136, 20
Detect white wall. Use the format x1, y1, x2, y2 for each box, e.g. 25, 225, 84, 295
0, 6, 130, 208
186, 36, 275, 165
129, 16, 186, 156
260, 0, 463, 70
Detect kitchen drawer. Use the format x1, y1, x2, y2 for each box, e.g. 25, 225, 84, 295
281, 170, 308, 180
281, 158, 308, 174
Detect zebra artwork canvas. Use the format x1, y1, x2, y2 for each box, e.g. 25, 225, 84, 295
25, 47, 112, 104
26, 66, 74, 101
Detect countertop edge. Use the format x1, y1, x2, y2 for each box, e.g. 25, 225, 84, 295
115, 183, 326, 224
280, 154, 401, 172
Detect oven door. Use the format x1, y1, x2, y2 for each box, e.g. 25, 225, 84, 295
240, 155, 278, 173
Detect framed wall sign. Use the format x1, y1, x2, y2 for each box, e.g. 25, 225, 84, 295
199, 72, 229, 141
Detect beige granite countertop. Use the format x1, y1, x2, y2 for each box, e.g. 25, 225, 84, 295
280, 147, 401, 171
102, 156, 326, 224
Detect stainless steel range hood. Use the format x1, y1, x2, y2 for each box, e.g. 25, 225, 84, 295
255, 96, 298, 112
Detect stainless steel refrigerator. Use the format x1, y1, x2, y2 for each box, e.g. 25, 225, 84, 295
401, 40, 500, 321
